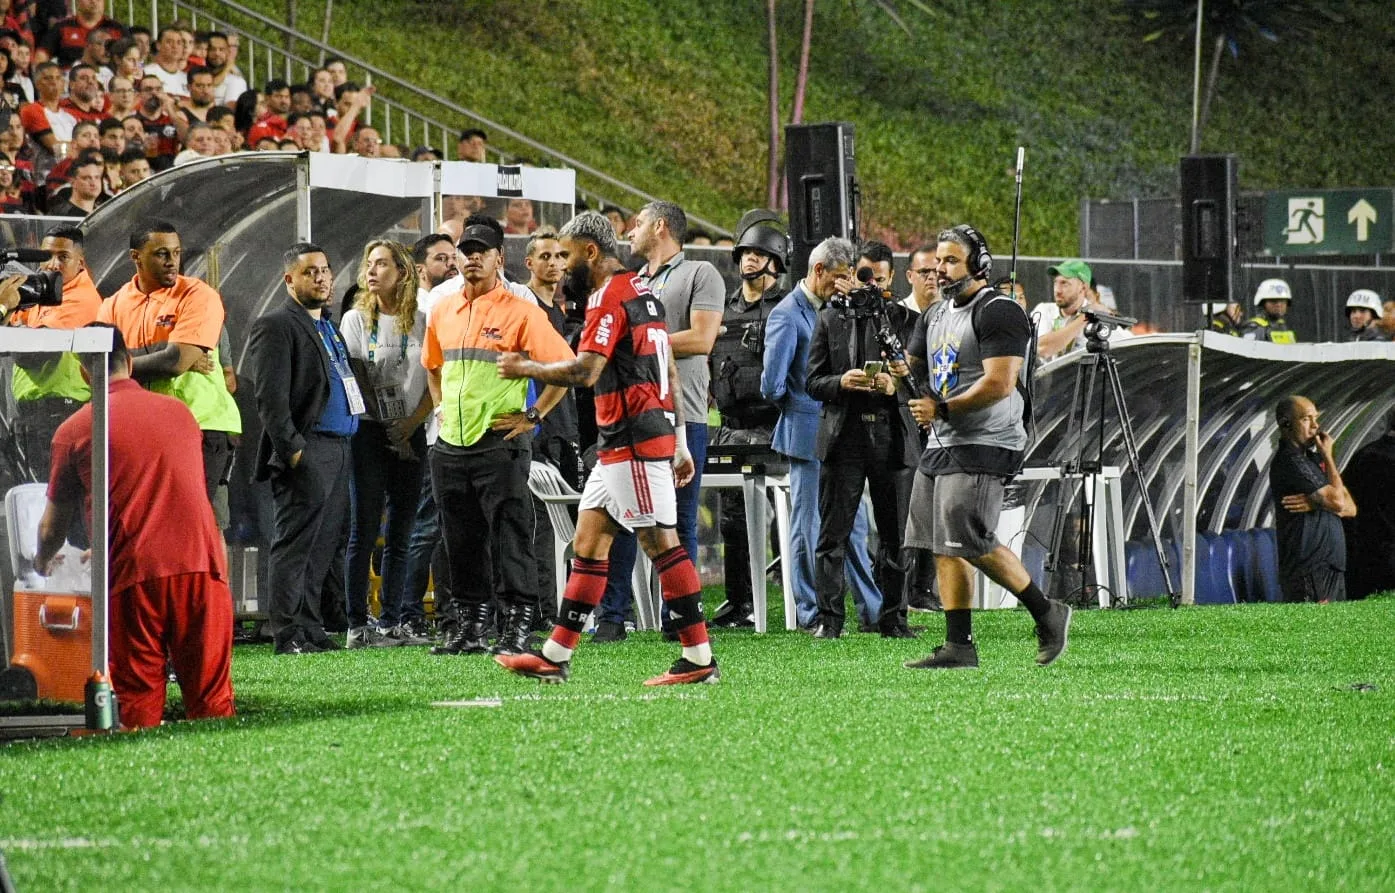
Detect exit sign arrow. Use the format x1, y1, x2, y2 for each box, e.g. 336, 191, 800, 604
1348, 199, 1378, 242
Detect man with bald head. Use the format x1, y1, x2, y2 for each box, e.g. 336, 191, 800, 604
1269, 395, 1355, 602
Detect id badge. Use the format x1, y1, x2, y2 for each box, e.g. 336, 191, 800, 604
376, 384, 408, 420
342, 372, 367, 415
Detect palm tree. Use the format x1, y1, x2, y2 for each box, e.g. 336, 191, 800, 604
1124, 0, 1346, 151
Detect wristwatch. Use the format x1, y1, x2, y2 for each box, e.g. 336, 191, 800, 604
524, 406, 542, 424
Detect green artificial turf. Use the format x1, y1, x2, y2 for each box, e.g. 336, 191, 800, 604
3, 599, 1394, 891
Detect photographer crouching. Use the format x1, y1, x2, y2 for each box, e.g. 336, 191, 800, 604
707, 219, 788, 628
805, 240, 923, 639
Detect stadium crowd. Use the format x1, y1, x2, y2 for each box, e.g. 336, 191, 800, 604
0, 4, 526, 218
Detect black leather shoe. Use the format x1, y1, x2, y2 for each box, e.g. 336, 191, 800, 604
879, 623, 919, 639
274, 630, 311, 655
591, 620, 627, 643
813, 622, 842, 639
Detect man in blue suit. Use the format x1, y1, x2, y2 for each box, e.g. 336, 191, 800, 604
762, 236, 882, 630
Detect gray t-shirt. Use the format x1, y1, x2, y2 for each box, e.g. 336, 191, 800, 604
639, 251, 725, 423
910, 288, 1031, 473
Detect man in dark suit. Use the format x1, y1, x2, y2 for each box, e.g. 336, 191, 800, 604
761, 236, 882, 631
806, 242, 922, 639
246, 242, 362, 654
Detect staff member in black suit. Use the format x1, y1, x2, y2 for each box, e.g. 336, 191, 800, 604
806, 244, 923, 639
246, 242, 363, 655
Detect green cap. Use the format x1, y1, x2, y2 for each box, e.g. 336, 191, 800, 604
1048, 259, 1093, 285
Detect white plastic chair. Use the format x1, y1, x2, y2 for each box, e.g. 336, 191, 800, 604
4, 483, 50, 665
526, 461, 659, 631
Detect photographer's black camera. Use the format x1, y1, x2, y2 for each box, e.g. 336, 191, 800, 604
2, 249, 62, 309
829, 284, 883, 319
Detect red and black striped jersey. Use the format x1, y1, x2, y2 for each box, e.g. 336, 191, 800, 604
578, 271, 676, 463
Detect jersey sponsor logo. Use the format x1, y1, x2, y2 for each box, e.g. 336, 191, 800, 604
480, 325, 503, 341
595, 313, 614, 346
931, 336, 961, 395
622, 508, 639, 520
944, 539, 963, 548
646, 300, 659, 316
155, 313, 177, 329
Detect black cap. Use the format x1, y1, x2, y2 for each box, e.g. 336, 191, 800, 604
458, 224, 501, 253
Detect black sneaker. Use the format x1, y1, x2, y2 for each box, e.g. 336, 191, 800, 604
400, 617, 433, 639
1035, 601, 1073, 666
709, 601, 755, 629
903, 642, 979, 669
347, 624, 398, 649
879, 622, 919, 639
274, 630, 311, 655
591, 620, 627, 643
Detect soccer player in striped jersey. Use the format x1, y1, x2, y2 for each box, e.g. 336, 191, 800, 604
494, 211, 719, 686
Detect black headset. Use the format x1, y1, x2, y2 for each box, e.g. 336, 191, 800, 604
953, 224, 993, 279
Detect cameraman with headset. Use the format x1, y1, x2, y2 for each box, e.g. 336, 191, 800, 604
903, 225, 1072, 670
706, 217, 787, 627
805, 241, 922, 639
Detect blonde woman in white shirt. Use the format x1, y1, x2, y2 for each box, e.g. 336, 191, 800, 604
340, 240, 433, 647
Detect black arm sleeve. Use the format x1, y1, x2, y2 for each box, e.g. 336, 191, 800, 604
978, 298, 1031, 359
907, 308, 930, 370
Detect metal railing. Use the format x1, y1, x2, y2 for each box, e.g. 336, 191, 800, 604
112, 0, 732, 236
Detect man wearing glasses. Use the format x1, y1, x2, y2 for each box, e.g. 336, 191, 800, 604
900, 244, 940, 315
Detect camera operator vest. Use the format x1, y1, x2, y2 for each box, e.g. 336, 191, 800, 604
710, 285, 781, 429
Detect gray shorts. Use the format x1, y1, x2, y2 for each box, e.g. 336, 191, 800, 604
904, 470, 1004, 558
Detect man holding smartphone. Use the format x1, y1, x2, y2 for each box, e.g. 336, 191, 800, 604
1270, 395, 1355, 602
804, 242, 923, 638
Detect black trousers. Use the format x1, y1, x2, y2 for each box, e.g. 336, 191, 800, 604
201, 430, 234, 506
430, 443, 538, 612
714, 424, 775, 606
14, 396, 80, 481
267, 433, 352, 643
813, 417, 912, 628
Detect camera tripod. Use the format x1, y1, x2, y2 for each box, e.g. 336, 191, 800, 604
1045, 331, 1177, 608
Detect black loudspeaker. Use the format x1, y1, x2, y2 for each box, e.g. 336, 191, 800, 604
1180, 154, 1238, 305
786, 122, 858, 281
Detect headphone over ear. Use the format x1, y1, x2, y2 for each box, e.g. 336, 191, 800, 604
953, 224, 993, 279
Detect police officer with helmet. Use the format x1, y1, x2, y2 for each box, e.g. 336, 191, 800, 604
1241, 278, 1298, 343
1344, 289, 1389, 342
707, 213, 788, 627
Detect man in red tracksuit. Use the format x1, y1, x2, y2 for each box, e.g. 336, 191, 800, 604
34, 323, 234, 730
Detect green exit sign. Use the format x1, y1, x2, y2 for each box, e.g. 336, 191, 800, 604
1265, 188, 1393, 256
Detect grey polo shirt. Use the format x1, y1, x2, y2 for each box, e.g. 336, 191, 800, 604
639, 251, 725, 424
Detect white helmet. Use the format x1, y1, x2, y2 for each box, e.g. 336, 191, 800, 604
1346, 289, 1383, 318
1253, 278, 1292, 305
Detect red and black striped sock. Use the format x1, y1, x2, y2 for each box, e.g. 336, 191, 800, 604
655, 546, 710, 659
547, 557, 609, 655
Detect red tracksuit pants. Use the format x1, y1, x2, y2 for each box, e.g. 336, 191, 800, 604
110, 572, 235, 729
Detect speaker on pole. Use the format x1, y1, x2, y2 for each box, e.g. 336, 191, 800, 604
1180, 154, 1238, 305
785, 122, 858, 281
